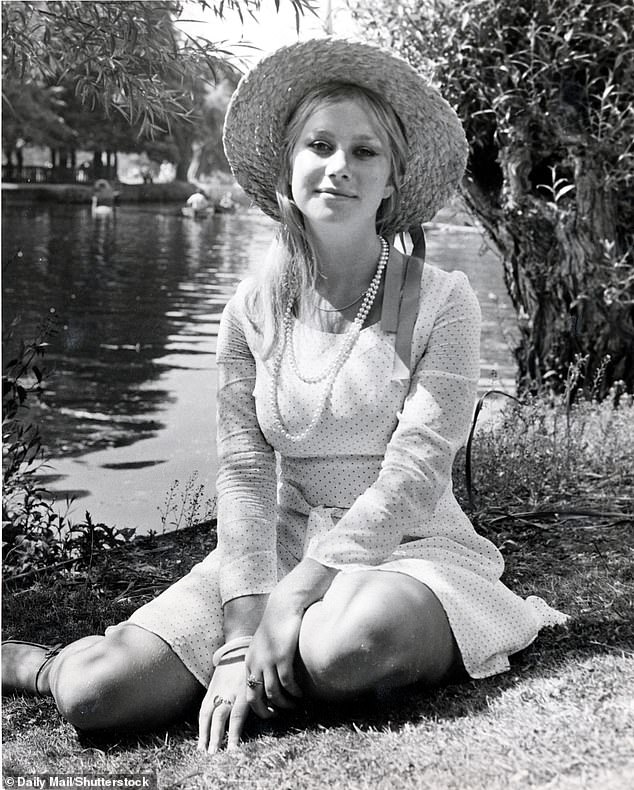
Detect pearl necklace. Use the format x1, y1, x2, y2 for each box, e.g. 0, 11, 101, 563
270, 237, 389, 443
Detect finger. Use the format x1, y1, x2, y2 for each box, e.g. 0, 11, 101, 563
208, 701, 232, 754
246, 670, 277, 719
197, 694, 220, 751
197, 712, 210, 752
277, 658, 303, 700
244, 667, 267, 707
246, 689, 275, 718
264, 665, 297, 710
226, 699, 250, 751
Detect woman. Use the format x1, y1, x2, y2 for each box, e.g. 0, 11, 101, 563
2, 39, 567, 753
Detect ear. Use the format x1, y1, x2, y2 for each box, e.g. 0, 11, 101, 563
382, 182, 395, 200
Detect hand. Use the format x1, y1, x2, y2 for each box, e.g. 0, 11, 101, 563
245, 559, 337, 718
197, 660, 251, 754
244, 594, 305, 718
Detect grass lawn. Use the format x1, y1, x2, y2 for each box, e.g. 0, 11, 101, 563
3, 397, 633, 789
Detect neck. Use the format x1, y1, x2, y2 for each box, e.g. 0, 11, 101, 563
308, 224, 383, 293
295, 226, 387, 331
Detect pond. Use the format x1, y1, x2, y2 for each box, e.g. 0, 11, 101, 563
2, 197, 518, 533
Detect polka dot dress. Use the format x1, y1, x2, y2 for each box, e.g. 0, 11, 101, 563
127, 260, 568, 686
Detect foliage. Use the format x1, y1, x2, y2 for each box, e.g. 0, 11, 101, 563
2, 316, 135, 584
158, 472, 217, 533
350, 0, 634, 397
2, 314, 55, 483
1, 80, 74, 153
1, 0, 314, 137
2, 0, 314, 179
456, 387, 634, 523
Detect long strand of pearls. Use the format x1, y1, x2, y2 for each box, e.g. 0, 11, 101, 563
270, 237, 389, 443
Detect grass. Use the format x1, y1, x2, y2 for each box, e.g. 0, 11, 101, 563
3, 394, 633, 789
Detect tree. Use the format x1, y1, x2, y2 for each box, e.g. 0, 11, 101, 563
146, 73, 239, 181
350, 0, 634, 398
2, 0, 313, 136
2, 80, 76, 177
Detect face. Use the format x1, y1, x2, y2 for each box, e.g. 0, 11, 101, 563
289, 99, 394, 232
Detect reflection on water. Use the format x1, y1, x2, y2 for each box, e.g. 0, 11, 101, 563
2, 199, 516, 532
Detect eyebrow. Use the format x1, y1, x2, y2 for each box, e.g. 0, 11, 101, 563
306, 129, 383, 143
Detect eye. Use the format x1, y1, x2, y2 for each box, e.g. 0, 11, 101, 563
308, 140, 332, 154
354, 146, 378, 159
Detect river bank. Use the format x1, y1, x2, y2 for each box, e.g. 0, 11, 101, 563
2, 180, 250, 206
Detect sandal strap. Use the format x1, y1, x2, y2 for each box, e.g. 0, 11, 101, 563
34, 643, 63, 697
3, 640, 65, 697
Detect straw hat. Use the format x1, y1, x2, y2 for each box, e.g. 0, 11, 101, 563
223, 38, 468, 234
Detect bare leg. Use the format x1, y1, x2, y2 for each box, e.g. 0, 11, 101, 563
297, 570, 461, 700
5, 624, 203, 731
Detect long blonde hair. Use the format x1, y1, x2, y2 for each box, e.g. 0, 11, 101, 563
246, 82, 408, 356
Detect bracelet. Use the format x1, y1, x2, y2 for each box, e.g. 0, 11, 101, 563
216, 648, 249, 667
212, 635, 253, 667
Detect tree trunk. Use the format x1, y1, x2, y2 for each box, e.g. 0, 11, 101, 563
464, 137, 634, 398
186, 141, 203, 184
93, 150, 102, 179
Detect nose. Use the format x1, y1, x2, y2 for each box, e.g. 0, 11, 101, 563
325, 148, 350, 180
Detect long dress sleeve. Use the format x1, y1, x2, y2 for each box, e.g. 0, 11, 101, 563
215, 290, 278, 605
304, 271, 481, 567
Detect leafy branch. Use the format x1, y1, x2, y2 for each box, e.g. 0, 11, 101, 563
2, 0, 315, 137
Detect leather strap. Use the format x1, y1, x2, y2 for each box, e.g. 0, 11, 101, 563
381, 227, 426, 380
410, 225, 427, 260
380, 247, 405, 334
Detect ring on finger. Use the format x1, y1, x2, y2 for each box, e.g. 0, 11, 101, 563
247, 674, 264, 689
212, 694, 233, 708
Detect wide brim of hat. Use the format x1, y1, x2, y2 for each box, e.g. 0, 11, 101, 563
223, 38, 467, 233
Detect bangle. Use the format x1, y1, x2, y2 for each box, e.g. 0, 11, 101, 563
212, 636, 253, 667
216, 648, 249, 667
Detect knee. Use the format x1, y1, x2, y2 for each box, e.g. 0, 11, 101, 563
53, 643, 125, 730
298, 577, 397, 699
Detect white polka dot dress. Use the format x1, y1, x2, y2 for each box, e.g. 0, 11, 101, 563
127, 257, 568, 686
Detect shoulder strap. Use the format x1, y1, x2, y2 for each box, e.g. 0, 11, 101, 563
381, 227, 427, 380
410, 225, 427, 260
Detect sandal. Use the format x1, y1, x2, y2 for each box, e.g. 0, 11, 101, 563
2, 640, 63, 697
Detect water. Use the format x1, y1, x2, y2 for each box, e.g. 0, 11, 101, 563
2, 198, 517, 532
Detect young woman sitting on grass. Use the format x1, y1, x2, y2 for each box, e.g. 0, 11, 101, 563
2, 38, 568, 753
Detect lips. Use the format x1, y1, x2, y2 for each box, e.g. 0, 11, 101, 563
316, 188, 356, 198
